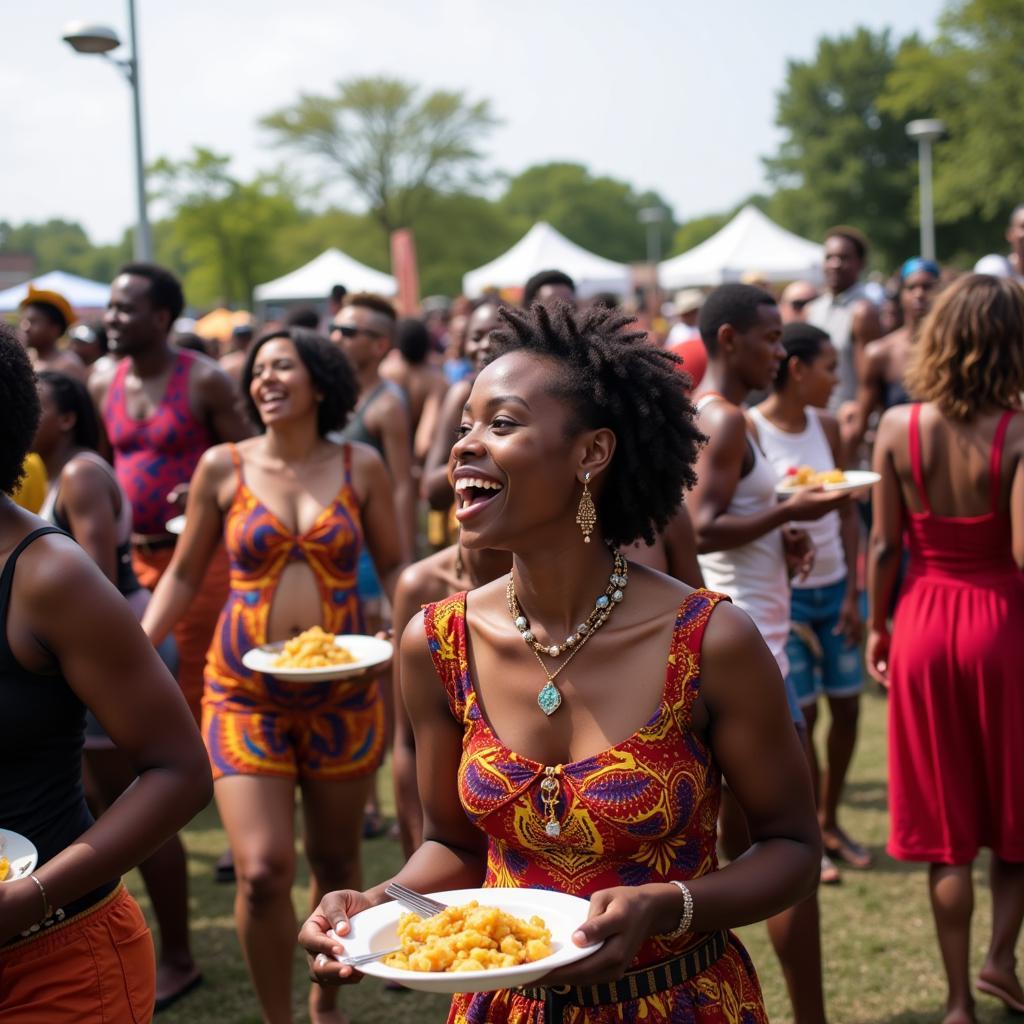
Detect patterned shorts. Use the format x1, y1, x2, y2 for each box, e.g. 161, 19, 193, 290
202, 678, 385, 782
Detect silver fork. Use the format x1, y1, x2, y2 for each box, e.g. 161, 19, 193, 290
384, 882, 448, 918
338, 945, 404, 967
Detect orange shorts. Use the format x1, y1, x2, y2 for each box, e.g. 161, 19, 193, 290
0, 885, 155, 1023
134, 543, 230, 723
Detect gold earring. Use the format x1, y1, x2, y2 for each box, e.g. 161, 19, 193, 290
575, 472, 596, 543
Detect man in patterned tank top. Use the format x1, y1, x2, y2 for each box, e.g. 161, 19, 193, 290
89, 264, 251, 726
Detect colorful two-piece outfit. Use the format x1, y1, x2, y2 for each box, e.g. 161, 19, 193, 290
202, 444, 384, 781
887, 406, 1024, 865
424, 589, 768, 1024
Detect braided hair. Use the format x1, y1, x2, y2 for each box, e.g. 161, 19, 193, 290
488, 303, 705, 547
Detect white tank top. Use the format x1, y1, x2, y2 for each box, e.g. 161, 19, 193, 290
748, 407, 847, 589
695, 396, 790, 677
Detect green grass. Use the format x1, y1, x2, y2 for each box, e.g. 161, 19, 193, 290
142, 689, 1012, 1023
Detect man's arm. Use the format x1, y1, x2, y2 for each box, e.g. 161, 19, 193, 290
195, 360, 254, 443
850, 299, 883, 389
369, 392, 416, 561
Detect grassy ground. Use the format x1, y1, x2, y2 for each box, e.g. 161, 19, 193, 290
143, 688, 1012, 1024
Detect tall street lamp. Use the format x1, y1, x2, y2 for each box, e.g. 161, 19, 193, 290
63, 2, 153, 261
905, 119, 945, 262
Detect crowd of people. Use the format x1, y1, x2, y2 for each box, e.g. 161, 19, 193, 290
1, 215, 1022, 1024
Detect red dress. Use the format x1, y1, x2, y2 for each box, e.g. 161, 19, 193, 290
423, 589, 767, 1024
888, 404, 1024, 865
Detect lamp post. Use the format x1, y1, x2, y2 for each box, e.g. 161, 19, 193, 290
639, 206, 665, 311
905, 119, 945, 262
63, 1, 152, 261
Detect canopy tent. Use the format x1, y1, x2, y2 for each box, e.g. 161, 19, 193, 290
462, 222, 631, 299
0, 270, 111, 313
195, 308, 252, 343
659, 206, 824, 289
253, 248, 396, 303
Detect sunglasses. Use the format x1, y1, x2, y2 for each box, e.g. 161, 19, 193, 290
789, 297, 816, 311
331, 324, 383, 340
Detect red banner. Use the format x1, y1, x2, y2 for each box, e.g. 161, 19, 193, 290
390, 229, 420, 316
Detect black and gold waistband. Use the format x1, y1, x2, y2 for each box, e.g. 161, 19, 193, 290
518, 929, 728, 1015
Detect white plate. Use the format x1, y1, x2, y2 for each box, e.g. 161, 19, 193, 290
336, 887, 602, 994
165, 515, 186, 535
241, 633, 393, 682
776, 470, 881, 496
0, 828, 38, 883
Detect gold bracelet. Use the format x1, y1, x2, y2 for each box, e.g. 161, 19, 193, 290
664, 880, 694, 939
29, 874, 52, 920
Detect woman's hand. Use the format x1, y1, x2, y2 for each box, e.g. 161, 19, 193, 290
782, 527, 815, 582
539, 884, 677, 987
865, 627, 890, 687
300, 889, 377, 986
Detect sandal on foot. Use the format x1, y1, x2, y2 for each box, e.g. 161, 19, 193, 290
820, 853, 841, 885
976, 977, 1024, 1013
362, 811, 388, 840
822, 830, 872, 869
154, 973, 203, 1014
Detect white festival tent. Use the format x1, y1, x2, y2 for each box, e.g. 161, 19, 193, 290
0, 270, 111, 312
254, 248, 396, 303
659, 205, 824, 289
463, 222, 632, 299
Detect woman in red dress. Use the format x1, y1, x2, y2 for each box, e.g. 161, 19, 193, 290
301, 303, 821, 1022
867, 273, 1024, 1024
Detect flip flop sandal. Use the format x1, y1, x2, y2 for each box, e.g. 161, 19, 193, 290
154, 973, 203, 1014
976, 977, 1024, 1013
823, 832, 872, 869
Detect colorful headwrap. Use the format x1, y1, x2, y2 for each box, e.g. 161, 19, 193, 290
900, 257, 940, 280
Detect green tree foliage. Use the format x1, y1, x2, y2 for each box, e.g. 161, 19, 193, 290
260, 77, 497, 236
881, 0, 1024, 256
764, 28, 920, 268
149, 148, 304, 307
498, 162, 675, 264
0, 219, 129, 283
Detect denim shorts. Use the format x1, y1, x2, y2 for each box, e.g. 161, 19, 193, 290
786, 578, 863, 707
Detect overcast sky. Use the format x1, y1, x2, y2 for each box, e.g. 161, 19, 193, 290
6, 0, 945, 246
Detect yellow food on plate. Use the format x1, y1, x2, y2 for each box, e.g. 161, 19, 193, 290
273, 626, 356, 669
383, 900, 553, 973
0, 856, 9, 882
782, 466, 846, 488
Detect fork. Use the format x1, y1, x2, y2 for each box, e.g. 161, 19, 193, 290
384, 882, 448, 918
338, 945, 404, 968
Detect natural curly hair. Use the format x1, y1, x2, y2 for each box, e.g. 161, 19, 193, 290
0, 323, 42, 495
905, 274, 1024, 421
487, 303, 706, 547
242, 327, 359, 437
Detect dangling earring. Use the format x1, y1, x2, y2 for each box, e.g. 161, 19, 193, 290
575, 472, 596, 543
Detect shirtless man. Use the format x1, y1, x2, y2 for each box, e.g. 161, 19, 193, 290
89, 263, 251, 722
18, 287, 87, 380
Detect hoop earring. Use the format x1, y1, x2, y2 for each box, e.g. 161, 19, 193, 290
575, 472, 596, 543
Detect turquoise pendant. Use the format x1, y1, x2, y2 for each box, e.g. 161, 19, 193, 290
537, 680, 562, 716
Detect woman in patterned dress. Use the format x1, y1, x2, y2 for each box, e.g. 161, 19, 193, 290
302, 305, 821, 1022
144, 328, 402, 1024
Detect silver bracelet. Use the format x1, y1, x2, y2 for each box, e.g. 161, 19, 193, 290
664, 880, 694, 938
29, 874, 52, 920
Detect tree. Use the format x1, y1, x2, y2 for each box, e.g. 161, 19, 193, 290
260, 77, 497, 236
764, 28, 920, 269
881, 0, 1024, 258
0, 219, 129, 283
150, 148, 305, 306
498, 162, 675, 264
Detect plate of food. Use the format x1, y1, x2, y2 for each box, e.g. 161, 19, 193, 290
334, 888, 602, 994
165, 515, 187, 535
776, 467, 881, 496
241, 626, 393, 682
0, 829, 38, 883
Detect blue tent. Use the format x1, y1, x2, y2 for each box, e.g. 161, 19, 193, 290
0, 270, 110, 313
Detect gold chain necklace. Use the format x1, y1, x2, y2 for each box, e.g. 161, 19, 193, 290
506, 552, 628, 716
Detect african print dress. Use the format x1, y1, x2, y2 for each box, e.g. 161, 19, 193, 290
423, 589, 767, 1024
202, 443, 384, 782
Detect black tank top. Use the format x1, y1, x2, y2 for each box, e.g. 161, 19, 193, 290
0, 527, 115, 922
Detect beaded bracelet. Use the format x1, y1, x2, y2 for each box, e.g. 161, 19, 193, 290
664, 880, 694, 939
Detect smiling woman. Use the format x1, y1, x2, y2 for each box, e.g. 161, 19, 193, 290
301, 303, 822, 1024
141, 326, 404, 1024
